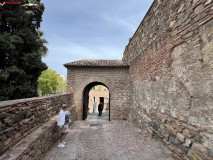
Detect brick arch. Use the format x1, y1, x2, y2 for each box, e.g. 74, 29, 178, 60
64, 60, 131, 120
82, 81, 110, 120
79, 78, 112, 96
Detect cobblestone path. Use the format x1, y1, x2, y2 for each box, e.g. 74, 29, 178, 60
42, 110, 181, 160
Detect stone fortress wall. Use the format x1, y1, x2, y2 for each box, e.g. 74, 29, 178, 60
123, 0, 213, 159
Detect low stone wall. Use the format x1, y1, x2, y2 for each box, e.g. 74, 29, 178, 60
0, 106, 75, 160
0, 94, 73, 156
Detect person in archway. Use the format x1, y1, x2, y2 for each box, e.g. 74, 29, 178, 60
98, 102, 103, 116
57, 104, 71, 148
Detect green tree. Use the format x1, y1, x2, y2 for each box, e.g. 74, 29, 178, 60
57, 76, 66, 94
38, 69, 66, 96
0, 0, 48, 101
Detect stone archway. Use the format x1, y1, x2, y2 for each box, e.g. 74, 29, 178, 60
82, 81, 110, 120
64, 60, 131, 120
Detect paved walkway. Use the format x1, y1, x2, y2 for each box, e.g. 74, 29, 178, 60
42, 110, 180, 160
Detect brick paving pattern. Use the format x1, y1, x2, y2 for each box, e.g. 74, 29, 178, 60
42, 111, 181, 160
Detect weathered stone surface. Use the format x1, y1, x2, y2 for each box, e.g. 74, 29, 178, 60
0, 141, 4, 156
169, 136, 182, 146
0, 121, 5, 128
161, 116, 167, 124
183, 31, 193, 39
183, 129, 193, 138
172, 123, 183, 132
0, 112, 10, 120
199, 19, 213, 69
3, 117, 15, 126
0, 121, 6, 132
22, 119, 30, 124
4, 138, 11, 146
194, 4, 204, 15
169, 20, 176, 28
0, 141, 4, 149
0, 134, 7, 141
6, 128, 15, 137
190, 143, 211, 160
205, 0, 212, 5
194, 134, 202, 143
179, 144, 189, 154
176, 133, 185, 143
184, 138, 192, 147
187, 150, 202, 160
166, 125, 177, 137
13, 113, 26, 123
160, 124, 166, 132
14, 132, 21, 140
30, 103, 41, 109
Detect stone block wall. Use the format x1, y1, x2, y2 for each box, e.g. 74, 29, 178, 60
0, 94, 73, 156
0, 106, 75, 160
123, 0, 213, 159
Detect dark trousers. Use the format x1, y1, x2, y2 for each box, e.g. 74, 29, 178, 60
98, 110, 102, 116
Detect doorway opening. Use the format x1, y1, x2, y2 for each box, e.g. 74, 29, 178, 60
83, 82, 110, 121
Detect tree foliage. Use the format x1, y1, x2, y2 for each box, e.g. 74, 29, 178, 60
38, 69, 66, 96
0, 0, 48, 101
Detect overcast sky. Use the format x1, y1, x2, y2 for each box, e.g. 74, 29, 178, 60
40, 0, 153, 75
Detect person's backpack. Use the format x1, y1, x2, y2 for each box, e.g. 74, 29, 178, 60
65, 111, 70, 124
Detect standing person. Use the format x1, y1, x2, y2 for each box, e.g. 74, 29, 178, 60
98, 102, 102, 116
100, 103, 104, 116
57, 104, 70, 148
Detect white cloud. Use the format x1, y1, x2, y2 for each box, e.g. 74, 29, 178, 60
42, 33, 123, 75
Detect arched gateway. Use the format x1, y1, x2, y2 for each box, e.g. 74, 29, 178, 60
82, 81, 110, 120
64, 60, 131, 120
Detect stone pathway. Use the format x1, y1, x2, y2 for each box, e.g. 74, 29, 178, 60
42, 110, 181, 160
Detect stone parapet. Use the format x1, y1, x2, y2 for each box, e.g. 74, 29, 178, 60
0, 94, 73, 156
0, 105, 75, 160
